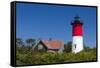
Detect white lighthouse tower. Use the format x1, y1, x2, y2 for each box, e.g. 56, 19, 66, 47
71, 16, 83, 53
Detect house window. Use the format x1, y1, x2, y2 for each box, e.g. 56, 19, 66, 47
38, 44, 43, 50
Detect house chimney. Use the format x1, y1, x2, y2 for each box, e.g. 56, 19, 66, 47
49, 38, 52, 41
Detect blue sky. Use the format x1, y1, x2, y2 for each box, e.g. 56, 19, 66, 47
16, 3, 97, 48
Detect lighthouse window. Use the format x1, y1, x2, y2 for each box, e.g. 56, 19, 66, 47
75, 44, 76, 48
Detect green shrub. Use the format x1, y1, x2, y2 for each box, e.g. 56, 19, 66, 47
16, 47, 97, 65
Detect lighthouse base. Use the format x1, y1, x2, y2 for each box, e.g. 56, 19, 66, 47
72, 36, 83, 53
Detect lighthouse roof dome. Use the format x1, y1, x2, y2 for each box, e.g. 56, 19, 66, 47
71, 15, 83, 25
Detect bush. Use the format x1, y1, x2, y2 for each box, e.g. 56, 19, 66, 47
16, 47, 97, 65
64, 41, 72, 53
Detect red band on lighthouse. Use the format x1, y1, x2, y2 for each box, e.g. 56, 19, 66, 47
72, 23, 83, 36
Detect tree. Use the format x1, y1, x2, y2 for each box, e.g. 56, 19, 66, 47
83, 44, 90, 51
16, 38, 24, 47
64, 41, 72, 53
26, 38, 36, 47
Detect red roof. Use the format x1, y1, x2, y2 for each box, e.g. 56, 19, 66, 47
41, 40, 62, 49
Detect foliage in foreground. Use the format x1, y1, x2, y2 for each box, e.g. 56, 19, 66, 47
16, 47, 97, 65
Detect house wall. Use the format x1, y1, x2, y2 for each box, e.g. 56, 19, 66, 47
38, 44, 44, 50
34, 43, 47, 51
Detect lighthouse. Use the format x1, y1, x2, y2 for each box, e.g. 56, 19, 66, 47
71, 16, 83, 53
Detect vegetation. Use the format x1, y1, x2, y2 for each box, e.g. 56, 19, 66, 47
16, 46, 97, 65
16, 38, 24, 47
16, 38, 97, 65
64, 41, 72, 52
26, 38, 36, 46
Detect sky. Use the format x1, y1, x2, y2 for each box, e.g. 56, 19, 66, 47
16, 3, 97, 48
